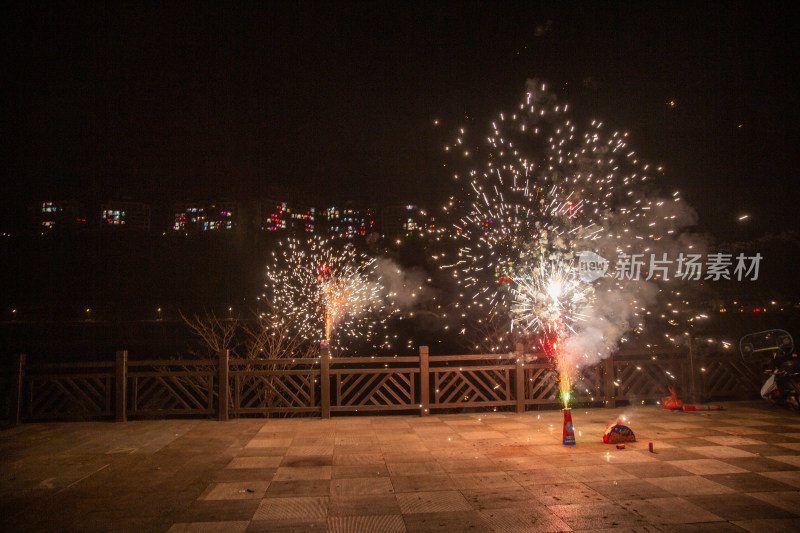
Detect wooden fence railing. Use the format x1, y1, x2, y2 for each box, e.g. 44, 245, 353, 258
2, 345, 762, 424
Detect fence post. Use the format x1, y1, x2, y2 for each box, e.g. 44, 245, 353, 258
218, 349, 229, 421
605, 354, 616, 409
115, 350, 127, 422
419, 346, 429, 416
320, 345, 330, 418
10, 354, 26, 426
687, 338, 698, 404
515, 344, 525, 414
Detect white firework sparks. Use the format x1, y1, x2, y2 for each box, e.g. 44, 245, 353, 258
263, 235, 392, 353
509, 260, 592, 338
439, 79, 695, 405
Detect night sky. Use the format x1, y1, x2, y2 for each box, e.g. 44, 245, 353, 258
2, 1, 797, 240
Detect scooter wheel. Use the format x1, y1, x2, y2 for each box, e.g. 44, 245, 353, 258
788, 396, 800, 411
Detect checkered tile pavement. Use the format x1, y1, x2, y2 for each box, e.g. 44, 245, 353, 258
169, 404, 800, 532
2, 403, 799, 531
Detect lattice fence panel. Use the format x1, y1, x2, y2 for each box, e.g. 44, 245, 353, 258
525, 366, 559, 404
572, 365, 604, 402
702, 357, 761, 400
235, 372, 316, 411
614, 358, 686, 400
26, 375, 112, 419
433, 367, 513, 406
131, 373, 214, 415
335, 371, 414, 408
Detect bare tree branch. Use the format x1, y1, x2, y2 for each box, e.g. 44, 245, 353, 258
180, 310, 242, 356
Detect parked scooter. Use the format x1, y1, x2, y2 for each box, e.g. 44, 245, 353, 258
740, 329, 800, 411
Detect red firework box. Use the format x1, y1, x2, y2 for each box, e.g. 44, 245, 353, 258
562, 408, 576, 445
603, 419, 636, 444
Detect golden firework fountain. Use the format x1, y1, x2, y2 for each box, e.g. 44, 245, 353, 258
556, 344, 576, 445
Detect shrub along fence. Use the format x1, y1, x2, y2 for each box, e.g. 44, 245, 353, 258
3, 345, 761, 424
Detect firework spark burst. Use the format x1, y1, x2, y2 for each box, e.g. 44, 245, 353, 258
510, 261, 592, 407
439, 80, 695, 407
263, 235, 392, 353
